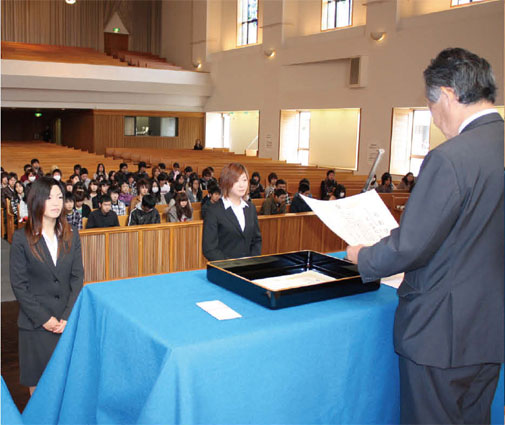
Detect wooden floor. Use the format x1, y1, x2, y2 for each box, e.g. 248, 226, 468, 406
2, 301, 30, 413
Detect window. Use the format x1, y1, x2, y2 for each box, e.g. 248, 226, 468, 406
451, 0, 488, 5
280, 111, 311, 166
237, 0, 258, 46
390, 109, 432, 176
322, 0, 352, 31
124, 116, 178, 137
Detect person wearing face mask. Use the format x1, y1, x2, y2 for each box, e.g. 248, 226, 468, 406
51, 169, 62, 182
158, 173, 170, 198
202, 163, 262, 261
150, 179, 166, 205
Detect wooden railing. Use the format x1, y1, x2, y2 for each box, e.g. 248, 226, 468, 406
79, 213, 347, 284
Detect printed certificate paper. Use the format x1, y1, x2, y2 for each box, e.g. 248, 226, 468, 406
253, 270, 336, 291
301, 190, 398, 246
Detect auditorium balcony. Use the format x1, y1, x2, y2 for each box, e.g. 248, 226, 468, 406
1, 42, 212, 112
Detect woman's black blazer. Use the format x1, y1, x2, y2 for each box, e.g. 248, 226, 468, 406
10, 228, 84, 330
202, 199, 262, 261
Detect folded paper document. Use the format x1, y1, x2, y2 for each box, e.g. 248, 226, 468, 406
301, 190, 398, 246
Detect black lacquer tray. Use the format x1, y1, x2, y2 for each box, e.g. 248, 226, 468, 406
206, 251, 380, 309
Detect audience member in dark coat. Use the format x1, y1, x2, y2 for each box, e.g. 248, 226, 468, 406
86, 195, 119, 229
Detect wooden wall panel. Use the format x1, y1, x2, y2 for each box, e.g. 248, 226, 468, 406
61, 111, 94, 152
258, 218, 280, 255
170, 223, 206, 272
89, 111, 205, 155
109, 232, 139, 279
300, 215, 327, 252
81, 234, 106, 283
277, 215, 304, 252
93, 114, 123, 155
143, 228, 171, 275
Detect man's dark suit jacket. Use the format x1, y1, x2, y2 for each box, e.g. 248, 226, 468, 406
10, 228, 84, 330
202, 199, 262, 261
358, 112, 504, 369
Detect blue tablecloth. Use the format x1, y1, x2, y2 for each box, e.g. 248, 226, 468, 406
2, 376, 24, 425
20, 252, 503, 424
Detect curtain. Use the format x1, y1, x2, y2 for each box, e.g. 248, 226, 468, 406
2, 0, 161, 55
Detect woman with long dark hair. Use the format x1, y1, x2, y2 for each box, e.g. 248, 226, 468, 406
168, 192, 193, 222
10, 177, 84, 395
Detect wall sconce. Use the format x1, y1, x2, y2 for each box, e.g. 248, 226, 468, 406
193, 61, 202, 70
65, 0, 76, 4
370, 32, 386, 42
264, 49, 276, 58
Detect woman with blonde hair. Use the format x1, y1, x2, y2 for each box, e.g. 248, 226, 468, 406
202, 163, 262, 261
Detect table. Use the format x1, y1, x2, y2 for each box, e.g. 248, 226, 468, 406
20, 253, 503, 424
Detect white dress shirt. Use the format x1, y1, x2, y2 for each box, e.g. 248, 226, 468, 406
42, 230, 58, 266
222, 197, 248, 232
458, 108, 498, 134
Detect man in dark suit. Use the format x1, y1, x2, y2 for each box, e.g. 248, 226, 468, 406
347, 48, 503, 424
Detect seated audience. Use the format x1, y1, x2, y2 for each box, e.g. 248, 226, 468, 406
275, 179, 291, 204
265, 172, 278, 198
94, 163, 107, 181
260, 189, 287, 215
130, 178, 151, 210
69, 174, 80, 186
93, 180, 110, 209
2, 172, 17, 208
135, 162, 149, 181
168, 192, 193, 223
249, 178, 263, 199
159, 173, 170, 196
65, 180, 74, 194
166, 182, 185, 207
193, 138, 204, 150
201, 185, 221, 220
115, 163, 128, 183
1, 172, 8, 189
320, 170, 337, 200
127, 173, 137, 196
396, 172, 415, 191
74, 191, 91, 219
158, 163, 167, 172
377, 172, 395, 193
150, 180, 166, 205
128, 194, 161, 226
119, 181, 134, 206
109, 186, 126, 216
80, 168, 91, 188
168, 162, 180, 182
19, 164, 31, 183
31, 158, 44, 177
329, 183, 347, 200
86, 195, 120, 229
11, 181, 28, 224
200, 168, 213, 190
151, 166, 161, 183
73, 164, 81, 176
64, 192, 83, 230
290, 183, 312, 213
187, 177, 202, 203
108, 170, 117, 184
51, 169, 62, 182
251, 172, 264, 194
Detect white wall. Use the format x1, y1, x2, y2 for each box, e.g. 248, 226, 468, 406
309, 109, 360, 169
228, 111, 259, 154
162, 0, 504, 176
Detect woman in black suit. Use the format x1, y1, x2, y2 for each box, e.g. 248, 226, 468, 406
203, 163, 262, 261
10, 177, 84, 394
